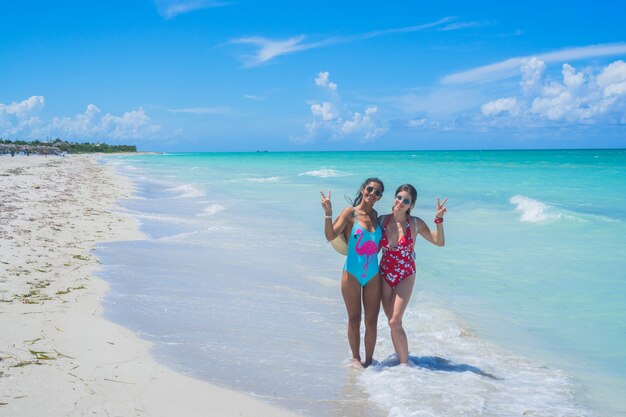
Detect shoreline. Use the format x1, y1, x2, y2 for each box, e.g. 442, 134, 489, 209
0, 155, 301, 417
95, 151, 623, 417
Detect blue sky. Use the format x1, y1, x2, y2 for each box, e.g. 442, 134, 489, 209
1, 1, 626, 151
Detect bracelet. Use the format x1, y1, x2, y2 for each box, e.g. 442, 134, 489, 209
434, 217, 444, 224
325, 215, 332, 219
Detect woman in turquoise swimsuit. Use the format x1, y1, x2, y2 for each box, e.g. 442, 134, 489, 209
321, 178, 384, 368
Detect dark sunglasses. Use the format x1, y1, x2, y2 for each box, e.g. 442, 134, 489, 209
366, 185, 382, 197
395, 195, 411, 205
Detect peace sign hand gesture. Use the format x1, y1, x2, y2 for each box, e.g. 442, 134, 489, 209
435, 197, 448, 219
320, 190, 332, 216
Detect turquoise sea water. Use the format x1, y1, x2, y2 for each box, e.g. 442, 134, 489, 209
96, 150, 626, 417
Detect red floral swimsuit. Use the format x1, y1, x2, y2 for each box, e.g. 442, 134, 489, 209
380, 216, 416, 289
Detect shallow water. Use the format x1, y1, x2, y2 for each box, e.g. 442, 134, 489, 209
96, 150, 626, 417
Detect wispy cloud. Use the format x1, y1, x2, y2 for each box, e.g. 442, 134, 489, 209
229, 17, 453, 67
168, 107, 231, 114
438, 20, 493, 31
155, 0, 231, 19
243, 95, 266, 101
228, 35, 326, 67
442, 43, 626, 84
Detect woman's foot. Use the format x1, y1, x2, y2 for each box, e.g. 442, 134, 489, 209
350, 358, 365, 369
398, 358, 416, 367
363, 358, 378, 368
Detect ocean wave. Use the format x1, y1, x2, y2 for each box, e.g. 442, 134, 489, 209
359, 300, 594, 417
170, 183, 205, 199
157, 228, 219, 244
157, 226, 247, 246
510, 195, 562, 223
121, 165, 141, 172
247, 176, 281, 182
198, 203, 225, 216
227, 176, 281, 183
298, 169, 351, 178
119, 208, 197, 224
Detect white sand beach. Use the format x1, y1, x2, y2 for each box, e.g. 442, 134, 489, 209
0, 155, 300, 417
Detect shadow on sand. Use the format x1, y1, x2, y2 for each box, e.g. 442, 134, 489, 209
371, 354, 501, 380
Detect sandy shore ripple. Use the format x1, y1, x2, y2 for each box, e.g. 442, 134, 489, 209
0, 155, 300, 417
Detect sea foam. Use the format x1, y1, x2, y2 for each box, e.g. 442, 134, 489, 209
360, 301, 594, 417
510, 195, 561, 222
199, 203, 225, 216
170, 184, 205, 199
298, 168, 351, 178
247, 176, 281, 182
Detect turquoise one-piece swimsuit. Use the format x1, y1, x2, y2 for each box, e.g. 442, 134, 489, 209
343, 212, 382, 287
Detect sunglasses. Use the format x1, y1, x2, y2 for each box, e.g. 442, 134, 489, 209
366, 185, 382, 197
395, 195, 411, 205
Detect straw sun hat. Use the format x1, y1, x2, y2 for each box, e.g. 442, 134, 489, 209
330, 234, 348, 255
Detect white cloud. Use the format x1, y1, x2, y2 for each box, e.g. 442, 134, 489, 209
562, 64, 585, 89
0, 96, 45, 118
1, 96, 46, 138
520, 57, 546, 95
480, 59, 626, 125
442, 43, 626, 85
315, 72, 337, 92
529, 64, 598, 121
101, 109, 161, 139
604, 81, 626, 97
229, 18, 452, 67
340, 107, 386, 140
407, 118, 440, 129
155, 0, 230, 19
597, 60, 626, 86
0, 96, 161, 140
408, 118, 428, 128
296, 72, 386, 143
597, 60, 626, 96
481, 97, 518, 116
48, 104, 102, 137
310, 102, 338, 121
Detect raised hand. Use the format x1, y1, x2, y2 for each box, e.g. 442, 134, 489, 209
435, 197, 448, 219
320, 190, 332, 216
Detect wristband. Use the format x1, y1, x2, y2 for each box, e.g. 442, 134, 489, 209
325, 215, 332, 219
434, 217, 444, 224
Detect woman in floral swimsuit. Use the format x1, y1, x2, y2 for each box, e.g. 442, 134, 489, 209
379, 184, 447, 365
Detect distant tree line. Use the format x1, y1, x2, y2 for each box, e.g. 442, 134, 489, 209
0, 138, 137, 154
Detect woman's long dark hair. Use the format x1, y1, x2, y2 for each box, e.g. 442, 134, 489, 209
395, 184, 418, 215
346, 177, 385, 207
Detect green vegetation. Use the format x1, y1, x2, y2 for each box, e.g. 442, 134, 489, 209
0, 138, 136, 154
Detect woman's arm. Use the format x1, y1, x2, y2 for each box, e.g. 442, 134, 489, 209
321, 190, 351, 241
416, 197, 447, 247
326, 208, 353, 241
416, 217, 445, 247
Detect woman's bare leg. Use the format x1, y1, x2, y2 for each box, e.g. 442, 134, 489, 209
362, 274, 381, 367
388, 275, 415, 364
341, 271, 363, 368
381, 280, 400, 355
381, 279, 394, 320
